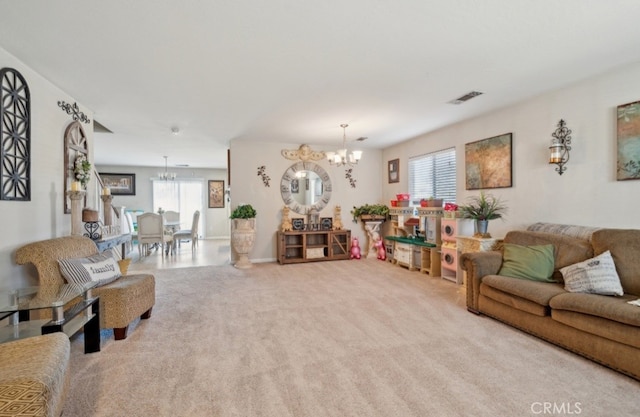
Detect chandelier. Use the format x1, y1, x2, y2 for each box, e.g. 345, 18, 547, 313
159, 156, 176, 180
326, 124, 363, 167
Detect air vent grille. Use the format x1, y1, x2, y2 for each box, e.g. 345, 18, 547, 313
448, 91, 483, 105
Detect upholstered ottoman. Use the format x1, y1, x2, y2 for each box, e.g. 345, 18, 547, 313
0, 333, 70, 417
93, 274, 155, 339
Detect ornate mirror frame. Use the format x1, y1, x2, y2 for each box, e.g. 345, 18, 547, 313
280, 161, 332, 214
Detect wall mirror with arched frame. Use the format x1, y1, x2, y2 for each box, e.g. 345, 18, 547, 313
280, 161, 332, 214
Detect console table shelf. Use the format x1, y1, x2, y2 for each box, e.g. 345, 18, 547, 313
277, 230, 351, 264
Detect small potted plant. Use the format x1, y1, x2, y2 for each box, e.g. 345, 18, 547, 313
351, 204, 389, 223
230, 204, 257, 269
458, 192, 507, 237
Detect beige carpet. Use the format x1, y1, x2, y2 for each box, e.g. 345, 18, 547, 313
65, 259, 638, 417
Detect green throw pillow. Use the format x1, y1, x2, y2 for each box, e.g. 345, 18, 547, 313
498, 243, 556, 282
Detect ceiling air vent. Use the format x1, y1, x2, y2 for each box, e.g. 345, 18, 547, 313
448, 90, 483, 105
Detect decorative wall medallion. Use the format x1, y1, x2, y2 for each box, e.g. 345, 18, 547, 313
0, 67, 31, 201
58, 100, 91, 124
281, 144, 325, 162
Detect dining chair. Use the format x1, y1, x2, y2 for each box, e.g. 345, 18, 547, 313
172, 210, 200, 254
137, 212, 173, 257
163, 210, 181, 233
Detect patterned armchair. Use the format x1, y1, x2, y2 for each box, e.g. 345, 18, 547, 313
15, 236, 155, 340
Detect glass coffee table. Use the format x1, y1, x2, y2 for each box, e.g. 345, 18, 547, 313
0, 282, 100, 353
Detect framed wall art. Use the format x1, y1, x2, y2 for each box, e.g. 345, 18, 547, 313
100, 173, 136, 195
208, 180, 225, 208
465, 133, 512, 190
617, 99, 640, 181
388, 158, 399, 183
292, 218, 305, 231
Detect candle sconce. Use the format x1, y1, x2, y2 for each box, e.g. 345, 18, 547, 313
549, 119, 572, 175
82, 209, 101, 240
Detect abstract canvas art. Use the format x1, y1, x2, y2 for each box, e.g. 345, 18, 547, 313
617, 100, 640, 181
465, 133, 512, 190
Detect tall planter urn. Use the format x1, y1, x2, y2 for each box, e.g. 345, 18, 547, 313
230, 204, 257, 269
231, 218, 256, 269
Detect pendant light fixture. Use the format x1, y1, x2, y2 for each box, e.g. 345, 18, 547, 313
159, 156, 176, 180
325, 124, 363, 167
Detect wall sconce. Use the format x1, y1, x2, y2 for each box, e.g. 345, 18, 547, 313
549, 119, 572, 175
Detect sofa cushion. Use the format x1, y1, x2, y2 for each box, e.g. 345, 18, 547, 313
592, 229, 640, 295
551, 292, 640, 349
550, 292, 640, 327
552, 309, 640, 349
498, 243, 555, 282
504, 231, 593, 282
481, 275, 567, 316
560, 251, 623, 296
58, 250, 122, 287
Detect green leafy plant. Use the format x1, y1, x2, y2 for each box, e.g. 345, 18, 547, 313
350, 204, 389, 223
458, 192, 507, 220
230, 204, 257, 219
74, 155, 91, 189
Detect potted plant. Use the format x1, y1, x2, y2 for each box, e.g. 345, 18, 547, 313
230, 204, 257, 269
458, 192, 507, 237
351, 204, 389, 223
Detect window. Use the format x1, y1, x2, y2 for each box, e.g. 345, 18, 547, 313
408, 147, 456, 204
152, 179, 204, 233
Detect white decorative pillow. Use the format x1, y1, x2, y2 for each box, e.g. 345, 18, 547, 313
560, 250, 624, 296
58, 251, 122, 287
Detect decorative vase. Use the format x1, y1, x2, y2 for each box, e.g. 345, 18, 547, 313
231, 218, 256, 269
474, 219, 490, 237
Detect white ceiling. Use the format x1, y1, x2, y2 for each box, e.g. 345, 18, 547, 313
2, 0, 640, 169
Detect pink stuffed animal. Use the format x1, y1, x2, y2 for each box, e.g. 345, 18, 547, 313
374, 238, 386, 261
350, 237, 361, 259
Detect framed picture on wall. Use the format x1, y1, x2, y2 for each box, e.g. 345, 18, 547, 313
388, 159, 399, 183
617, 99, 640, 181
464, 133, 512, 190
100, 173, 136, 195
208, 180, 225, 208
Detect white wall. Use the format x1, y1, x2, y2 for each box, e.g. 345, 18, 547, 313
0, 47, 96, 288
229, 141, 383, 262
95, 165, 230, 238
383, 62, 640, 239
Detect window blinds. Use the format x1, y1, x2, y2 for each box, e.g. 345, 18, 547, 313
408, 147, 456, 204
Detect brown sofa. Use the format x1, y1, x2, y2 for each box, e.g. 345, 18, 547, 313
15, 236, 155, 340
461, 225, 640, 381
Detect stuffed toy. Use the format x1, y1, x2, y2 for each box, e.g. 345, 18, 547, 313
374, 238, 386, 261
350, 236, 361, 259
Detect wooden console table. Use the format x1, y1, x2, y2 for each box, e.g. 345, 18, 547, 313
277, 230, 351, 264
94, 233, 132, 259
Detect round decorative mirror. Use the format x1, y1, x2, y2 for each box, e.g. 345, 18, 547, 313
280, 161, 332, 214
